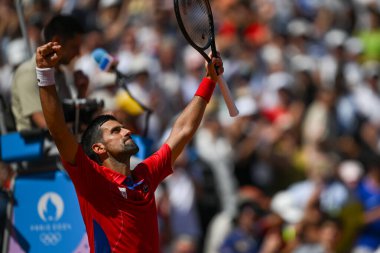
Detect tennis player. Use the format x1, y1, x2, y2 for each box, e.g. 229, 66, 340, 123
35, 41, 223, 253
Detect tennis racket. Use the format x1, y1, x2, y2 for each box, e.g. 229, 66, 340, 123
174, 0, 239, 117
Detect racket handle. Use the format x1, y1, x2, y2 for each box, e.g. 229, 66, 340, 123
217, 75, 239, 117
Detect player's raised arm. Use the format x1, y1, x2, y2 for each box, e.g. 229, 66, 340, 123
165, 56, 223, 165
36, 42, 78, 164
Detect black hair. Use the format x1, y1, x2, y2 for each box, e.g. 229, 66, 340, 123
238, 200, 263, 216
232, 199, 264, 225
81, 114, 118, 164
318, 214, 343, 231
43, 14, 84, 43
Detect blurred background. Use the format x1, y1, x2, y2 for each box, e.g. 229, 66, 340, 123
2, 0, 380, 252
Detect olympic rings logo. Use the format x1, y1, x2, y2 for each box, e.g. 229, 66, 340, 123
39, 232, 62, 246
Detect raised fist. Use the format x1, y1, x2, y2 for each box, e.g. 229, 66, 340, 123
36, 42, 62, 68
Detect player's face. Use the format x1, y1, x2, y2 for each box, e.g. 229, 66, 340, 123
100, 120, 139, 158
59, 34, 82, 65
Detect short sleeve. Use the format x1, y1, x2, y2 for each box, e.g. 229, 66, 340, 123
14, 63, 42, 117
140, 144, 173, 191
60, 146, 100, 196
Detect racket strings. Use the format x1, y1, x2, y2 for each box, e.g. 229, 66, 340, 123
177, 0, 212, 49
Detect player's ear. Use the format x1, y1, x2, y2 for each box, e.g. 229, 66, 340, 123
92, 143, 106, 155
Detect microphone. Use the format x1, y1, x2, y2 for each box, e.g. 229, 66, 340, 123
91, 48, 134, 82
91, 48, 116, 72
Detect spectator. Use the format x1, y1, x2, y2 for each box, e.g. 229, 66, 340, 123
0, 162, 12, 249
170, 234, 197, 253
353, 61, 380, 127
162, 149, 203, 249
352, 156, 380, 252
219, 199, 263, 253
11, 14, 88, 132
291, 216, 343, 253
195, 109, 238, 215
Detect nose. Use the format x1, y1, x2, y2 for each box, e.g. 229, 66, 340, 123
121, 128, 131, 137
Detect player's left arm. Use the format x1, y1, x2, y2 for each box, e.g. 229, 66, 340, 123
165, 56, 223, 166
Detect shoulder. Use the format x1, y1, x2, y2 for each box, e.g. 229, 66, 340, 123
13, 57, 36, 83
61, 145, 90, 171
138, 144, 173, 180
15, 56, 36, 73
144, 144, 172, 164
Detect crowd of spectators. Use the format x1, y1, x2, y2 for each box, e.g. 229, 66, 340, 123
1, 0, 380, 252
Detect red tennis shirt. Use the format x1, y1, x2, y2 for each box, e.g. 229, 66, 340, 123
61, 144, 173, 253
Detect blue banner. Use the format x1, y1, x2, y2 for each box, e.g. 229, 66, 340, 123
8, 170, 88, 253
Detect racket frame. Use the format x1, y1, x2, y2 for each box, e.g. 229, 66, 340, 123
173, 0, 216, 62
174, 0, 239, 117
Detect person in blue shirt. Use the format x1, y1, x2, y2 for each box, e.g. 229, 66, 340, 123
220, 200, 263, 253
353, 157, 380, 253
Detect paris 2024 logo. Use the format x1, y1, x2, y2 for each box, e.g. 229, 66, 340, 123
31, 192, 71, 246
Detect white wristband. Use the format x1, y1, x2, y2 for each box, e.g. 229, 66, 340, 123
36, 67, 55, 87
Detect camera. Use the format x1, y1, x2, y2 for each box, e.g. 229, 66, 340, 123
62, 98, 104, 125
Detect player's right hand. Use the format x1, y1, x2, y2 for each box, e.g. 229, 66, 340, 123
36, 42, 62, 68
206, 56, 224, 82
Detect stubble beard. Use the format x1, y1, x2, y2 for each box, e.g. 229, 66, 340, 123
124, 140, 139, 156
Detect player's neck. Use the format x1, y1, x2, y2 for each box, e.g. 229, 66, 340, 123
104, 158, 131, 176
